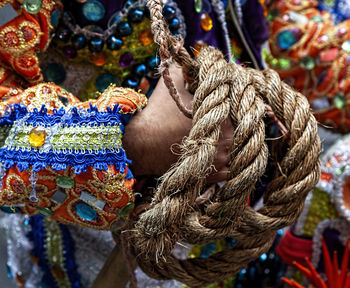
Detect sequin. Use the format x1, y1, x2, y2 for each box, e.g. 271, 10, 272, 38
200, 13, 213, 32
23, 0, 42, 14
139, 29, 153, 46
95, 73, 117, 92
300, 56, 315, 70
118, 202, 135, 217
36, 207, 54, 216
119, 52, 134, 67
44, 63, 66, 84
334, 93, 346, 109
342, 40, 350, 52
82, 0, 105, 22
56, 176, 75, 189
29, 127, 46, 147
277, 30, 296, 49
50, 9, 61, 26
75, 202, 97, 221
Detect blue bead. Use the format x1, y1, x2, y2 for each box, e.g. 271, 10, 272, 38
75, 202, 97, 221
169, 17, 180, 31
57, 27, 71, 42
72, 34, 87, 50
123, 77, 139, 89
124, 0, 136, 9
108, 13, 120, 28
200, 242, 216, 258
95, 73, 117, 92
128, 8, 144, 23
116, 21, 133, 37
44, 63, 66, 84
107, 35, 123, 50
6, 264, 13, 278
82, 0, 105, 22
88, 36, 104, 52
146, 56, 160, 70
133, 63, 147, 76
50, 9, 60, 26
0, 206, 19, 213
277, 30, 296, 50
163, 5, 176, 20
259, 253, 267, 261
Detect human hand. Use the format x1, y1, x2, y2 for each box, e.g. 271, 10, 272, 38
123, 65, 233, 183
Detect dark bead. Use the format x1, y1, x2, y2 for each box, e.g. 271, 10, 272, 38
123, 0, 135, 9
116, 21, 133, 37
106, 35, 123, 50
63, 45, 77, 59
122, 77, 139, 89
133, 63, 147, 76
146, 56, 160, 70
163, 5, 176, 20
169, 17, 180, 31
63, 11, 75, 25
57, 27, 71, 42
71, 34, 87, 50
88, 36, 104, 52
144, 7, 150, 18
128, 8, 144, 23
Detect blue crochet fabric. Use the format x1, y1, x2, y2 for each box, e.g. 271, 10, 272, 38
0, 104, 132, 174
318, 0, 350, 24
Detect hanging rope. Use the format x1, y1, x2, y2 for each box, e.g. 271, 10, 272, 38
126, 0, 321, 287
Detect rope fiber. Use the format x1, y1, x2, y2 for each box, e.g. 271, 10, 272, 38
126, 0, 322, 286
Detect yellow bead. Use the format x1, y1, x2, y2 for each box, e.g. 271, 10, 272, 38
28, 127, 46, 147
200, 13, 213, 32
90, 52, 108, 66
139, 29, 153, 46
193, 40, 207, 57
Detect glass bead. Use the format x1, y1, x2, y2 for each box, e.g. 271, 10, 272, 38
300, 56, 315, 70
57, 27, 71, 42
50, 9, 61, 26
116, 21, 133, 37
200, 13, 213, 32
56, 176, 75, 189
51, 265, 65, 280
139, 29, 153, 46
163, 5, 176, 20
194, 0, 203, 13
133, 64, 147, 76
277, 30, 296, 50
6, 264, 13, 278
193, 40, 207, 57
108, 12, 120, 28
311, 97, 330, 110
58, 95, 69, 106
119, 202, 135, 217
44, 63, 66, 84
128, 8, 144, 23
106, 35, 122, 50
312, 16, 323, 22
0, 206, 19, 213
29, 127, 46, 147
36, 207, 54, 216
95, 73, 117, 92
82, 0, 105, 22
16, 273, 24, 287
72, 34, 87, 50
342, 40, 350, 52
23, 0, 42, 14
119, 52, 134, 67
75, 202, 97, 221
90, 52, 107, 66
123, 77, 139, 89
110, 217, 126, 232
63, 45, 77, 59
279, 58, 291, 68
337, 166, 346, 176
88, 36, 104, 53
169, 17, 180, 32
334, 93, 346, 109
146, 56, 160, 70
139, 77, 150, 94
320, 48, 339, 62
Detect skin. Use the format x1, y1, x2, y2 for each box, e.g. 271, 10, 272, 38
123, 65, 232, 182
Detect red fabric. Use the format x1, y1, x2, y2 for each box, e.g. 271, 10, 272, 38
276, 229, 313, 266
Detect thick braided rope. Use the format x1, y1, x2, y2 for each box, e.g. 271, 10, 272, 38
126, 0, 321, 286
129, 45, 321, 287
